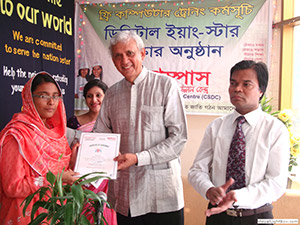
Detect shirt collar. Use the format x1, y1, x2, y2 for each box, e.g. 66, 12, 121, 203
124, 66, 147, 87
232, 106, 262, 127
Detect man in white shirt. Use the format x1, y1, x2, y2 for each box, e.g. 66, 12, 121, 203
188, 60, 290, 225
93, 31, 188, 225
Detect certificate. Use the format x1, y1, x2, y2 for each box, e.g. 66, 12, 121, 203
74, 132, 120, 180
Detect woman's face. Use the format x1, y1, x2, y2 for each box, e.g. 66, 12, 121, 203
32, 82, 61, 124
92, 66, 102, 78
85, 86, 105, 113
80, 68, 89, 78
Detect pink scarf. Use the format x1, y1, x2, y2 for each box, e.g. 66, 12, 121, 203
77, 120, 96, 132
0, 72, 71, 176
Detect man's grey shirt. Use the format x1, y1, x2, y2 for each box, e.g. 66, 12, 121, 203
93, 67, 188, 217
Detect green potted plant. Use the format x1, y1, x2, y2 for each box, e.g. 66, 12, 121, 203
260, 95, 278, 116
21, 170, 110, 225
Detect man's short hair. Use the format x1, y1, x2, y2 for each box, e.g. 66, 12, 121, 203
230, 60, 269, 100
109, 31, 145, 56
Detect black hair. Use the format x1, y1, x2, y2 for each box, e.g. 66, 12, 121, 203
78, 68, 90, 79
83, 79, 108, 98
91, 65, 103, 80
31, 72, 60, 94
230, 60, 268, 100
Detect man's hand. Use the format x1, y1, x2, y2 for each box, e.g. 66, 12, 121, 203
205, 178, 237, 217
205, 190, 237, 217
114, 153, 138, 170
206, 178, 235, 205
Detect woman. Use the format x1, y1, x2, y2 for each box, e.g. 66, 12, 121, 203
67, 79, 108, 132
75, 64, 90, 99
0, 72, 78, 224
75, 64, 90, 110
87, 62, 103, 81
67, 79, 117, 225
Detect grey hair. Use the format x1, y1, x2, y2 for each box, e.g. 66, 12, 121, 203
109, 31, 145, 56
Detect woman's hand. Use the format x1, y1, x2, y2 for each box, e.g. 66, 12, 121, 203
62, 169, 80, 185
69, 142, 80, 170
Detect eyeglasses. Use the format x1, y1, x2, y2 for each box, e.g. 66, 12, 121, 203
32, 94, 62, 101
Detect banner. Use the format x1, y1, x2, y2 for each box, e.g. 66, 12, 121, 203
0, 0, 74, 129
77, 0, 270, 114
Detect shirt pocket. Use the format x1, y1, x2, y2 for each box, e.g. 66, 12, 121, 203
148, 168, 178, 201
141, 105, 164, 132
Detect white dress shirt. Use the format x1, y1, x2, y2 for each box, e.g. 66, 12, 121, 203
93, 67, 188, 217
188, 107, 290, 209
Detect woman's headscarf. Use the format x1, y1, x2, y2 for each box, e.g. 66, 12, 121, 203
0, 72, 71, 175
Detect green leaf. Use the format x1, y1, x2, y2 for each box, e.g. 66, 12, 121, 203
83, 189, 102, 202
38, 186, 50, 200
260, 96, 277, 115
79, 176, 108, 186
72, 185, 84, 204
79, 214, 91, 225
23, 169, 110, 225
104, 217, 109, 225
83, 189, 100, 199
64, 202, 74, 225
63, 184, 72, 195
51, 195, 73, 201
50, 205, 66, 225
46, 171, 56, 186
21, 190, 40, 216
56, 168, 65, 205
71, 184, 84, 215
76, 172, 106, 183
265, 105, 272, 113
31, 201, 49, 220
28, 213, 48, 225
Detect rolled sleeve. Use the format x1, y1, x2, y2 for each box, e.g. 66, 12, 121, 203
136, 151, 151, 166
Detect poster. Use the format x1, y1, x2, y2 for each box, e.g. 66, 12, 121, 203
0, 0, 74, 129
76, 0, 270, 114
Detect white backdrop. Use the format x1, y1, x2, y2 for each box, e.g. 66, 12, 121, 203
74, 0, 271, 114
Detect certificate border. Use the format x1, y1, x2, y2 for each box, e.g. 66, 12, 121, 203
74, 132, 120, 179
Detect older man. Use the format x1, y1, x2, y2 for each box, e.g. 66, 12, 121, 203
188, 60, 290, 225
93, 31, 188, 225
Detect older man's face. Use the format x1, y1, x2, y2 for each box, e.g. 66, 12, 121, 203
111, 38, 145, 83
